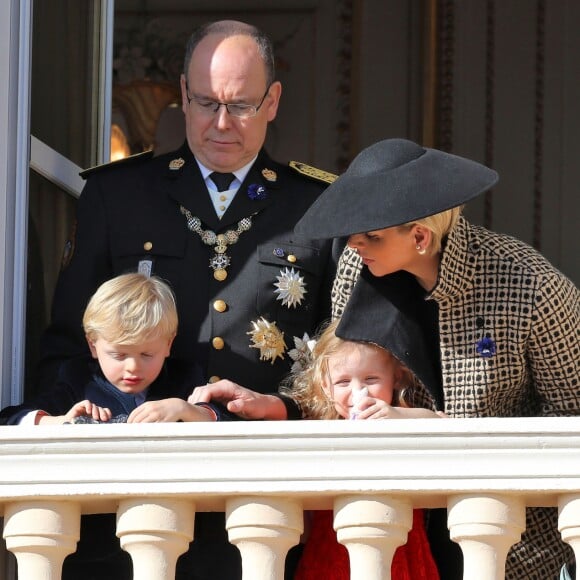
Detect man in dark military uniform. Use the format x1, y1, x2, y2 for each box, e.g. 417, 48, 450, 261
36, 19, 341, 580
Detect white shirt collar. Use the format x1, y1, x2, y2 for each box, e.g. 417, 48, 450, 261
196, 157, 257, 192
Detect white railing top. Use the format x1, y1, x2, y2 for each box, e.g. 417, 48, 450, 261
0, 417, 578, 512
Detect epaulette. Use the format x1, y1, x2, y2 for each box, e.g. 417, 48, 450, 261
79, 149, 154, 180
289, 160, 338, 184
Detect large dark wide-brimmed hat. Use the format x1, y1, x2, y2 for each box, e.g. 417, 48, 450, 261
294, 138, 498, 239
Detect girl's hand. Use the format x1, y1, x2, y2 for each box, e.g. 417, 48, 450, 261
354, 397, 444, 419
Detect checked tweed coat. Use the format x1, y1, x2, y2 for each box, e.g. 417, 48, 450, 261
331, 216, 579, 579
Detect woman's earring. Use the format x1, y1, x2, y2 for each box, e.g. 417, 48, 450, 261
416, 244, 426, 256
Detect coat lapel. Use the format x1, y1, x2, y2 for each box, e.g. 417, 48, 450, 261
164, 148, 279, 232
164, 145, 221, 229
218, 150, 278, 229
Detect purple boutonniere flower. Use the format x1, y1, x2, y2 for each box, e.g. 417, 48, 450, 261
476, 336, 496, 358
247, 183, 268, 201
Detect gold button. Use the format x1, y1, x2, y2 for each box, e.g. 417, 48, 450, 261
213, 299, 227, 312
220, 195, 227, 201
287, 254, 297, 263
143, 241, 153, 251
219, 205, 226, 211
208, 375, 221, 383
212, 336, 225, 350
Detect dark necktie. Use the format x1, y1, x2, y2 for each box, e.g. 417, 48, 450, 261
210, 172, 235, 192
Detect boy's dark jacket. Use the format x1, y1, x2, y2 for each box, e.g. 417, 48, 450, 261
0, 355, 205, 425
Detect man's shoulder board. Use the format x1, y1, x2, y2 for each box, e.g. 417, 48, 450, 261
79, 150, 154, 180
289, 160, 338, 184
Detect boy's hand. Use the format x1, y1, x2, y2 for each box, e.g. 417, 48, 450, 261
127, 398, 215, 423
63, 400, 112, 423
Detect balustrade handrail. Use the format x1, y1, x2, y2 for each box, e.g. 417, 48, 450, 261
0, 417, 578, 512
1, 417, 579, 580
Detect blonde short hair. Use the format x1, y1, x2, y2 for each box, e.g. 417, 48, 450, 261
83, 273, 178, 345
402, 205, 463, 255
282, 320, 413, 419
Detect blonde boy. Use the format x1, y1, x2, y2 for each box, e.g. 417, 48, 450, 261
1, 273, 214, 425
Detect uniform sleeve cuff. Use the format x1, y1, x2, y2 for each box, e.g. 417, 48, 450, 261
271, 393, 302, 420
194, 402, 242, 422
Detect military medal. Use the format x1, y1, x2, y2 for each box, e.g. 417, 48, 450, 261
138, 260, 153, 278
169, 158, 185, 170
180, 206, 254, 281
248, 317, 287, 364
247, 183, 268, 200
261, 168, 277, 182
273, 267, 307, 308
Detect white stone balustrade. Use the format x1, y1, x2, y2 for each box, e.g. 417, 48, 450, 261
226, 496, 303, 580
334, 495, 412, 580
0, 417, 578, 579
448, 494, 525, 580
117, 498, 195, 580
3, 500, 80, 579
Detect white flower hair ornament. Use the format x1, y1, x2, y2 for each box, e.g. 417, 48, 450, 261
288, 333, 317, 372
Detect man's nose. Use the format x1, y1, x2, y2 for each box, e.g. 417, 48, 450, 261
214, 105, 232, 130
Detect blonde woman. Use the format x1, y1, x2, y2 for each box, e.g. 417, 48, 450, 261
294, 138, 579, 580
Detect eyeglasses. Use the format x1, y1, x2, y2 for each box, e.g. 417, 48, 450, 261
186, 84, 271, 119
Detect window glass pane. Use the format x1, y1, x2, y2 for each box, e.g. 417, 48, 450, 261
30, 1, 98, 168
26, 0, 97, 397
26, 173, 77, 396
112, 3, 186, 158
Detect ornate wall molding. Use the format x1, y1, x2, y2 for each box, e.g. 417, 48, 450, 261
436, 0, 455, 152
336, 0, 353, 172
484, 0, 496, 229
533, 0, 545, 250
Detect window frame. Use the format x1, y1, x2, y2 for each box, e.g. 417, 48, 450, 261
0, 0, 114, 408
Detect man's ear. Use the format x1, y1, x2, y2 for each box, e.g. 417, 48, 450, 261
86, 335, 98, 359
180, 74, 189, 115
265, 81, 282, 122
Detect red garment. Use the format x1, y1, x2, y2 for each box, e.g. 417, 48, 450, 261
295, 509, 439, 580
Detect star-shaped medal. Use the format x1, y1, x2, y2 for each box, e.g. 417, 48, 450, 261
274, 267, 307, 308
248, 317, 287, 364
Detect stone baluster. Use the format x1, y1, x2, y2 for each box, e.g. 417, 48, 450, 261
117, 498, 194, 580
334, 495, 413, 580
448, 494, 525, 580
3, 500, 80, 579
226, 496, 303, 580
558, 494, 580, 570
